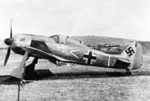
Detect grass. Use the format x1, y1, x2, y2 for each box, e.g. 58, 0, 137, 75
0, 53, 150, 101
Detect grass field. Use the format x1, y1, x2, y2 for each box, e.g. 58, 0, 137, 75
0, 36, 150, 101
0, 50, 150, 101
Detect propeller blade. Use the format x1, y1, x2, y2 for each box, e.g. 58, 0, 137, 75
4, 20, 13, 66
10, 19, 12, 38
4, 47, 11, 66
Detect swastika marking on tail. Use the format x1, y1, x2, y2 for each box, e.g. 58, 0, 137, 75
125, 46, 135, 57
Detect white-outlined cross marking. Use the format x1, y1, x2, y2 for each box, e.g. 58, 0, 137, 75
83, 50, 97, 65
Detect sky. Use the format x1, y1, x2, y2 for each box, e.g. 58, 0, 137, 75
0, 0, 150, 41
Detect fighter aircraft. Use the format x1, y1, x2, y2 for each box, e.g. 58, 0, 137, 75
4, 23, 143, 81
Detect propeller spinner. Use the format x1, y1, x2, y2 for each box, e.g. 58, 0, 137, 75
4, 38, 12, 46
4, 20, 13, 66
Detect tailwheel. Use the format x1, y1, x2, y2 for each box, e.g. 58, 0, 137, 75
126, 69, 136, 76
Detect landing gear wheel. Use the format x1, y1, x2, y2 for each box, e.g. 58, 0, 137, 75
20, 80, 26, 87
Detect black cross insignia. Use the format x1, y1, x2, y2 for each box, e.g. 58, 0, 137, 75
125, 46, 135, 57
83, 50, 97, 65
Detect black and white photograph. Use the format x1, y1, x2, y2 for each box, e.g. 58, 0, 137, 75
0, 0, 150, 101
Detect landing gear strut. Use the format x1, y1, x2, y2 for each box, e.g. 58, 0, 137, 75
24, 57, 38, 80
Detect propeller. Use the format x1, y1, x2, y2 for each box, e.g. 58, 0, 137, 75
4, 20, 13, 66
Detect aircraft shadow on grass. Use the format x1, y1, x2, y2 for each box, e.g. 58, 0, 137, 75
0, 69, 150, 85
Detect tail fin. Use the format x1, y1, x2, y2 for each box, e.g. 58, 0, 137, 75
119, 41, 143, 70
119, 41, 137, 63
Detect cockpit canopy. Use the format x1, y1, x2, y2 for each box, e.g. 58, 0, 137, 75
50, 35, 85, 47
50, 35, 87, 47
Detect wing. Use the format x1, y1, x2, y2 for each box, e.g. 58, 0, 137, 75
26, 46, 69, 61
16, 40, 71, 63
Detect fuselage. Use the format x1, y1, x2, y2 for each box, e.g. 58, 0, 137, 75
10, 33, 143, 70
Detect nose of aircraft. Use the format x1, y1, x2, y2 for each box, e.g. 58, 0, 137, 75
133, 42, 143, 69
4, 38, 12, 46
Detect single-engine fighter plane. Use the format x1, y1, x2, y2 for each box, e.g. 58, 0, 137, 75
4, 26, 143, 81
